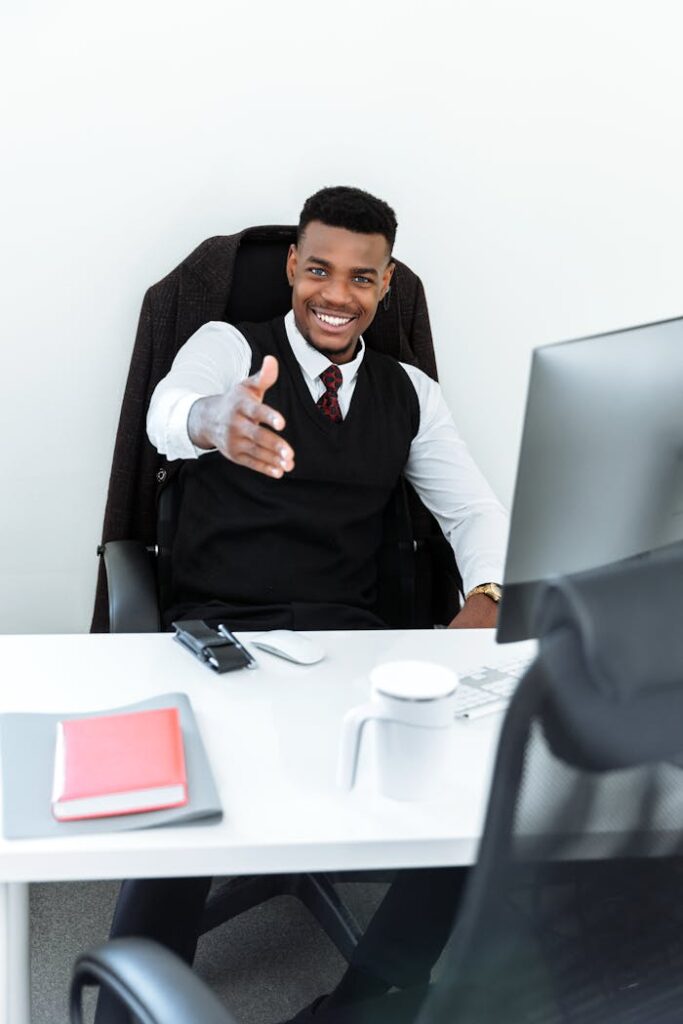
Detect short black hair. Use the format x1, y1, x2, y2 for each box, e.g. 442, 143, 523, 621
298, 186, 398, 254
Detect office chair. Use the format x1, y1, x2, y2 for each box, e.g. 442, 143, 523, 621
91, 226, 461, 963
74, 550, 683, 1023
71, 938, 235, 1024
93, 226, 461, 634
72, 937, 424, 1024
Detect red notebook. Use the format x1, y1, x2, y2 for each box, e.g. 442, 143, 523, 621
51, 706, 188, 821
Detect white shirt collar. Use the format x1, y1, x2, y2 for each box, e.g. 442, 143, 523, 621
284, 309, 365, 386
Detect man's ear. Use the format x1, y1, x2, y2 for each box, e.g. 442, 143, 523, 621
380, 260, 395, 300
286, 243, 298, 286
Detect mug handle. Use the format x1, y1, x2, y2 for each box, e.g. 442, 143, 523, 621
336, 703, 394, 790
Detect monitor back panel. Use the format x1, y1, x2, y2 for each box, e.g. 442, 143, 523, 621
498, 316, 683, 642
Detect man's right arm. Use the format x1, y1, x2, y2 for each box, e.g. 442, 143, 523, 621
147, 321, 295, 478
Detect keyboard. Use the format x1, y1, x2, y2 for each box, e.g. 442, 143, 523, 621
453, 654, 533, 719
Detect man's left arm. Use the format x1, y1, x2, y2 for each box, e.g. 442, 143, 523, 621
400, 365, 508, 629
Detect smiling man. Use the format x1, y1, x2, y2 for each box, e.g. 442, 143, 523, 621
146, 186, 507, 632
97, 188, 508, 1024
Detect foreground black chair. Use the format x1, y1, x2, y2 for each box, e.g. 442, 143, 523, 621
420, 546, 683, 1024
71, 938, 233, 1024
75, 550, 683, 1022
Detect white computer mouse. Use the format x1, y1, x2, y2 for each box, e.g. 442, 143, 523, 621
248, 630, 325, 665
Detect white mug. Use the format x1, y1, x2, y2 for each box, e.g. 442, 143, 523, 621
336, 660, 458, 801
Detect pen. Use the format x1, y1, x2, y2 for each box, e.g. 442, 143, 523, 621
217, 624, 257, 668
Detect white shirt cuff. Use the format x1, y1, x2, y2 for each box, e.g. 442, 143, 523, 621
461, 565, 506, 599
152, 390, 209, 461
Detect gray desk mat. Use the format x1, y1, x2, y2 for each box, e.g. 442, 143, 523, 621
0, 692, 222, 839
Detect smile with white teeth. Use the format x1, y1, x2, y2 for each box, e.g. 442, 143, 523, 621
314, 311, 354, 327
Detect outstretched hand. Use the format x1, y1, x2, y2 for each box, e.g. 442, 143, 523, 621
187, 355, 295, 478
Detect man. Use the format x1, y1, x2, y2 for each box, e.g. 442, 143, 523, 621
97, 186, 507, 1024
148, 186, 506, 631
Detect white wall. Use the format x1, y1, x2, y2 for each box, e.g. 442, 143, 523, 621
2, 0, 682, 633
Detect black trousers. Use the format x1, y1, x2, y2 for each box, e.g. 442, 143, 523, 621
94, 867, 467, 1024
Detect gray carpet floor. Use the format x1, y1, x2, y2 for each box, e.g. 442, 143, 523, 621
31, 878, 388, 1024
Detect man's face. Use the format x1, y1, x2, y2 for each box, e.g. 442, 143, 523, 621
286, 221, 394, 365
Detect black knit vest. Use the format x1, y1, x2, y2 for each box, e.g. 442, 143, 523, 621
168, 317, 419, 623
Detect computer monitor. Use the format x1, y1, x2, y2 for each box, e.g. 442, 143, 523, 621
497, 314, 683, 642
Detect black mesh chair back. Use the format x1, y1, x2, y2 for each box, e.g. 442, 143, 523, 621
420, 548, 683, 1024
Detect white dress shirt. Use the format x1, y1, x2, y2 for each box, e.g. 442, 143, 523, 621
147, 311, 508, 596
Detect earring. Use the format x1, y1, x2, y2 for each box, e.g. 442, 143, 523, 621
382, 286, 392, 312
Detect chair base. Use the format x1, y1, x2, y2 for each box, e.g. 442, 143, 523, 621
200, 873, 364, 963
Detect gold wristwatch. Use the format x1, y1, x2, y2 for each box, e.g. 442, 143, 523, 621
465, 582, 503, 604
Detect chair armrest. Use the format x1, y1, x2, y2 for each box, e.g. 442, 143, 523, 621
98, 540, 161, 633
70, 938, 236, 1024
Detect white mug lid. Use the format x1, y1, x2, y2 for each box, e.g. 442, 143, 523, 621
370, 661, 458, 701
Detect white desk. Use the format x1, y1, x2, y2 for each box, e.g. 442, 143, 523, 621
0, 628, 535, 1024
